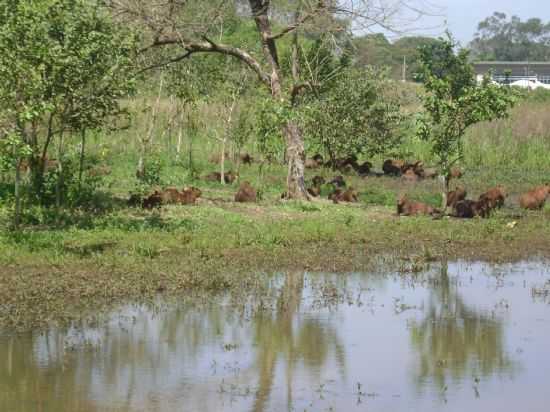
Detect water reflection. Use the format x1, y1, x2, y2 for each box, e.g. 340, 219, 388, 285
1, 261, 550, 412
409, 263, 514, 394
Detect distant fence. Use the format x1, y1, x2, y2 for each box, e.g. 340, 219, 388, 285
490, 75, 550, 85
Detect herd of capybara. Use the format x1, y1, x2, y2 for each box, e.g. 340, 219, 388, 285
134, 152, 549, 217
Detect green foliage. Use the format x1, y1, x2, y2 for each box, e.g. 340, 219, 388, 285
0, 0, 136, 213
470, 12, 550, 61
304, 67, 403, 162
416, 37, 518, 176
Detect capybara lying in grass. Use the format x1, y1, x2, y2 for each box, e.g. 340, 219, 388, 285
329, 188, 358, 203
383, 159, 405, 176
355, 161, 373, 176
329, 175, 346, 188
519, 185, 550, 210
204, 170, 237, 184
397, 195, 438, 216
180, 187, 202, 205
447, 186, 467, 209
142, 187, 202, 209
448, 167, 463, 180
401, 168, 419, 182
307, 176, 326, 197
240, 153, 253, 165
235, 181, 257, 202
142, 191, 163, 209
479, 186, 506, 209
453, 199, 490, 218
305, 154, 324, 169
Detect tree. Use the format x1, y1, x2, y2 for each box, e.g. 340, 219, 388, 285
108, 0, 432, 199
0, 0, 136, 212
470, 12, 550, 61
416, 37, 517, 208
305, 67, 403, 164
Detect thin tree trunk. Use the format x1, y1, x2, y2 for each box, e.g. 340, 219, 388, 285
56, 132, 64, 212
78, 129, 86, 194
138, 76, 164, 178
14, 159, 22, 228
176, 107, 184, 161
220, 135, 226, 185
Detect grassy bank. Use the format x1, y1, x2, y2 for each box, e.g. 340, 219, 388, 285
1, 96, 550, 331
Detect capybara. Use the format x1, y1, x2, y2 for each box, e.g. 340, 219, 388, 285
305, 154, 324, 169
160, 187, 182, 204
142, 191, 163, 209
240, 153, 253, 165
179, 187, 202, 205
420, 168, 438, 179
355, 161, 373, 176
401, 168, 419, 182
204, 170, 237, 184
235, 181, 257, 202
307, 186, 322, 197
307, 176, 325, 197
397, 195, 437, 216
329, 175, 346, 188
454, 199, 490, 218
519, 185, 550, 210
383, 159, 405, 176
311, 175, 326, 187
448, 167, 463, 180
329, 188, 358, 203
447, 185, 467, 209
479, 186, 506, 209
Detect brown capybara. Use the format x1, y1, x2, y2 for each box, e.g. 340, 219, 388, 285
454, 199, 490, 218
311, 175, 326, 187
401, 168, 419, 183
329, 188, 358, 203
240, 153, 253, 165
446, 186, 467, 209
448, 167, 463, 180
420, 168, 438, 179
519, 185, 550, 210
159, 187, 182, 204
235, 181, 257, 202
179, 187, 202, 205
383, 159, 405, 176
401, 160, 424, 176
142, 191, 163, 209
305, 154, 324, 169
479, 186, 506, 210
204, 171, 237, 184
329, 175, 346, 188
397, 195, 437, 216
307, 186, 321, 197
355, 161, 373, 176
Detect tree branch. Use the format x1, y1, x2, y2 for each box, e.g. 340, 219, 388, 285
140, 36, 271, 88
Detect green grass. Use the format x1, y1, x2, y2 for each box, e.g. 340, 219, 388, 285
0, 96, 549, 331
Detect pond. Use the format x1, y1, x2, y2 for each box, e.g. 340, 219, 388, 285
1, 261, 550, 412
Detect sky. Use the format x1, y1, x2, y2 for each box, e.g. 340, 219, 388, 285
397, 0, 550, 45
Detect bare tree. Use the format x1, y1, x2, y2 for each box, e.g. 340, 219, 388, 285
108, 0, 434, 199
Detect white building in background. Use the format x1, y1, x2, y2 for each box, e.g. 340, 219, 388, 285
473, 61, 550, 89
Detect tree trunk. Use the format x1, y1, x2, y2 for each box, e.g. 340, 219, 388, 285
283, 122, 309, 200
220, 138, 226, 185
14, 159, 22, 228
78, 129, 86, 195
176, 107, 184, 161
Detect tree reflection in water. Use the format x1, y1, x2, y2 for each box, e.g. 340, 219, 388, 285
251, 272, 346, 412
409, 263, 515, 393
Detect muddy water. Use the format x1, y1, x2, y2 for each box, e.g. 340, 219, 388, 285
1, 261, 550, 412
